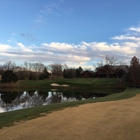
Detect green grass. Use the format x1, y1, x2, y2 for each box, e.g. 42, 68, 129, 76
14, 78, 126, 93
15, 78, 124, 90
0, 88, 140, 129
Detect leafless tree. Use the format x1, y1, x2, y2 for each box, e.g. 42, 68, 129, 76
23, 61, 29, 71
48, 63, 63, 78
96, 55, 124, 88
31, 63, 44, 72
63, 64, 69, 70
37, 63, 45, 72
3, 61, 16, 71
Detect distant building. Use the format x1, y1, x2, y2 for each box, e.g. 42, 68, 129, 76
95, 65, 129, 78
80, 70, 94, 78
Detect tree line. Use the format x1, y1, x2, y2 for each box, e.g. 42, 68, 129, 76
95, 55, 140, 87
0, 61, 85, 83
0, 56, 140, 88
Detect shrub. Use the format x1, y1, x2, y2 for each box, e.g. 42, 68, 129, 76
1, 70, 18, 83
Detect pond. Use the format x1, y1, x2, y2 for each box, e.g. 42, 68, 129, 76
0, 88, 124, 113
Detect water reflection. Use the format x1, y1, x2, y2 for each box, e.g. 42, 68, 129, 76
0, 90, 107, 113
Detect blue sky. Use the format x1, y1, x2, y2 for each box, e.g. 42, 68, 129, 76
1, 0, 140, 69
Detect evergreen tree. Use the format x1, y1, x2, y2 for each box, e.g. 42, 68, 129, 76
75, 66, 83, 78
130, 56, 139, 67
1, 70, 18, 83
127, 56, 140, 87
43, 67, 49, 78
39, 67, 49, 80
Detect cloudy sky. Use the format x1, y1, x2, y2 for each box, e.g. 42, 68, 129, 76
1, 0, 140, 69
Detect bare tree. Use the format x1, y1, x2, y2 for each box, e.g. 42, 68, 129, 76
48, 63, 63, 78
23, 61, 29, 71
63, 64, 69, 70
3, 61, 16, 71
96, 55, 123, 89
31, 63, 44, 72
37, 63, 45, 72
21, 61, 31, 79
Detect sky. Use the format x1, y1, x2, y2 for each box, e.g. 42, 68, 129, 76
1, 0, 140, 69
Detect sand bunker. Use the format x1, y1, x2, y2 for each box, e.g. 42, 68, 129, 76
50, 83, 69, 87
51, 89, 58, 91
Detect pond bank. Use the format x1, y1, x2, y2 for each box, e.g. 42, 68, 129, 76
0, 88, 140, 140
0, 88, 140, 129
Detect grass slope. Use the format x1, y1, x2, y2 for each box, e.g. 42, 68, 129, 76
16, 78, 124, 90
0, 88, 140, 129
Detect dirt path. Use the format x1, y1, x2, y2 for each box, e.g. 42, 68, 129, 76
1, 94, 140, 140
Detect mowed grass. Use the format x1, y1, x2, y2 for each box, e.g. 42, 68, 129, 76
16, 78, 123, 89
0, 88, 140, 129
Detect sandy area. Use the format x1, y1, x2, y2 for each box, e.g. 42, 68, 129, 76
50, 83, 69, 87
1, 94, 140, 140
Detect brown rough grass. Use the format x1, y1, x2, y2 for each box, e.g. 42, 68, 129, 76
1, 94, 140, 140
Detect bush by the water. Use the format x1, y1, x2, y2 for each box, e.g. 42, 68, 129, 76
1, 70, 18, 83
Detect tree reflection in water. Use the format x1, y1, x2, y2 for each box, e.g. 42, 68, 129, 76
0, 91, 49, 112
0, 91, 107, 113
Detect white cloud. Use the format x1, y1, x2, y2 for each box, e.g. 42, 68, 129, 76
1, 25, 140, 67
0, 44, 11, 51
67, 54, 90, 61
17, 43, 25, 48
36, 0, 73, 25
42, 42, 74, 51
122, 42, 138, 48
41, 1, 72, 15
0, 41, 135, 67
42, 42, 88, 55
17, 43, 33, 52
84, 42, 135, 55
112, 35, 140, 42
1, 53, 17, 57
89, 42, 111, 51
129, 27, 140, 32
